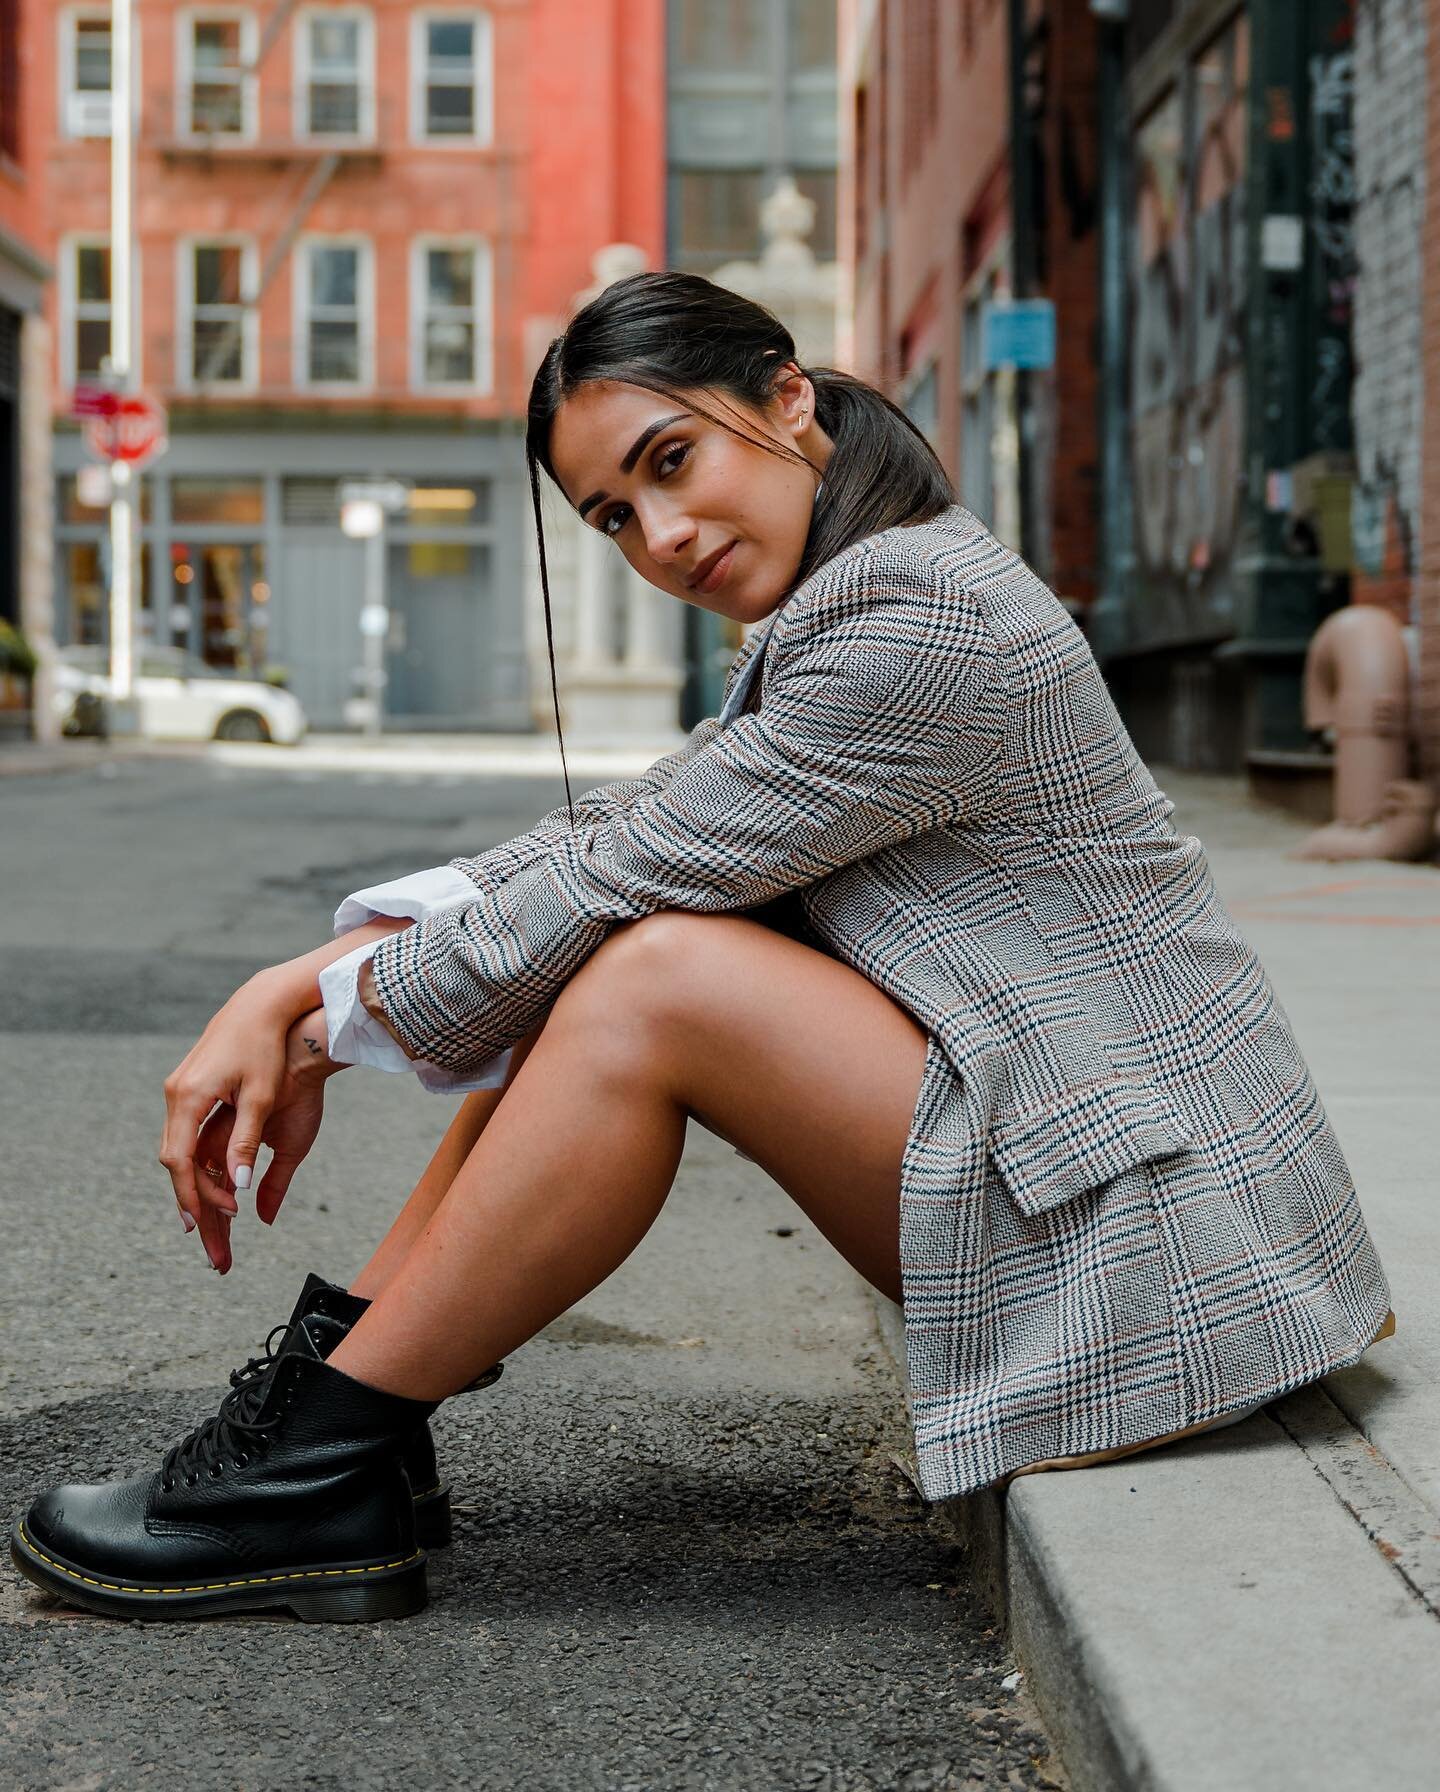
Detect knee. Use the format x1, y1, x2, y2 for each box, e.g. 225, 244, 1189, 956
551, 910, 724, 1031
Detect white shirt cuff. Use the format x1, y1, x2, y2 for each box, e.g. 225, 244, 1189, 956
333, 864, 481, 936
318, 935, 514, 1095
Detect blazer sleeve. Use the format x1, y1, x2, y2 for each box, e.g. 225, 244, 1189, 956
367, 555, 1005, 1074
452, 714, 725, 892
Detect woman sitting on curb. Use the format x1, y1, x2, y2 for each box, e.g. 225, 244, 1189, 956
11, 272, 1395, 1623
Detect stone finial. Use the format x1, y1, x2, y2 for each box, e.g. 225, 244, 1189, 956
573, 243, 649, 311
760, 175, 817, 247
711, 174, 838, 364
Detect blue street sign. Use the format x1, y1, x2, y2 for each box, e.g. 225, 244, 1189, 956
981, 300, 1056, 371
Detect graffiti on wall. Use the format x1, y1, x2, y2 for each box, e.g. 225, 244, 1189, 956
1351, 0, 1424, 592
1129, 11, 1249, 641
1308, 37, 1356, 454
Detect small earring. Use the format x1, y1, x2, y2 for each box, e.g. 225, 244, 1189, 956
798, 410, 807, 425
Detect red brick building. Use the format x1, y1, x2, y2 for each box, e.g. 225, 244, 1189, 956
840, 0, 1100, 608
34, 0, 664, 727
1, 0, 53, 701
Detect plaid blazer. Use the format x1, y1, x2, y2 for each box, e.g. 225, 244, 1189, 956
371, 503, 1392, 1499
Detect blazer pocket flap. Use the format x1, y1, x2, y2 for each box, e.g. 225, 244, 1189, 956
987, 1080, 1195, 1218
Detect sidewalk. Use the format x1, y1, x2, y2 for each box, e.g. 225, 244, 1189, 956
0, 736, 180, 778
0, 728, 686, 782
869, 769, 1440, 1791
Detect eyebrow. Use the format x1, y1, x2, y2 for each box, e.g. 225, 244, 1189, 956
576, 413, 691, 519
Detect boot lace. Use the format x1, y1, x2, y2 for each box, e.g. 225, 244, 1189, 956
226, 1321, 292, 1395
160, 1322, 290, 1490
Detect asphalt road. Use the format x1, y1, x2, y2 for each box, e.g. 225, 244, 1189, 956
0, 754, 1061, 1792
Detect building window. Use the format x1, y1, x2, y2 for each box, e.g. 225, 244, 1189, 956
788, 0, 837, 73
672, 169, 764, 265
67, 240, 112, 384
960, 265, 1021, 547
172, 478, 265, 524
182, 240, 253, 387
62, 10, 113, 139
412, 240, 490, 389
672, 0, 767, 69
300, 8, 371, 138
183, 12, 253, 137
297, 239, 369, 387
413, 13, 492, 142
903, 361, 940, 448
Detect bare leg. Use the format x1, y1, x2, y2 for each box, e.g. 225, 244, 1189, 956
348, 1023, 546, 1300
327, 911, 928, 1400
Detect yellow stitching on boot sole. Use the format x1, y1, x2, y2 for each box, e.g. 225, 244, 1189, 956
17, 1524, 421, 1596
410, 1484, 441, 1501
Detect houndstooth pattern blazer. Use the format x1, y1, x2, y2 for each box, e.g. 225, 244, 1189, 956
370, 504, 1393, 1500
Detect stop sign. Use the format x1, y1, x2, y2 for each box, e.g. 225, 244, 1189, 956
84, 392, 168, 467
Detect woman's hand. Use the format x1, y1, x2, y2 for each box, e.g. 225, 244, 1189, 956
187, 1011, 340, 1272
159, 919, 408, 1257
159, 971, 294, 1243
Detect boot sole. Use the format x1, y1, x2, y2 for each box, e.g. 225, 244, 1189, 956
9, 1520, 428, 1624
411, 1482, 452, 1549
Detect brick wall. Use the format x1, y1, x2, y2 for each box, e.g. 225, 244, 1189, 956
1418, 0, 1440, 780
1351, 0, 1426, 619
34, 0, 664, 420
0, 0, 45, 256
842, 0, 1099, 602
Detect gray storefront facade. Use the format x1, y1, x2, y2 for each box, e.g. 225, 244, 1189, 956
52, 421, 532, 731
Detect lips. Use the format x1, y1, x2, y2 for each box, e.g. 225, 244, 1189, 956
688, 540, 738, 595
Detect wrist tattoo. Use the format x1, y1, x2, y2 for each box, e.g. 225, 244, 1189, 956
302, 1034, 323, 1059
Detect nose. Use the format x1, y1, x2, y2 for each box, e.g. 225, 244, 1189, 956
639, 500, 696, 567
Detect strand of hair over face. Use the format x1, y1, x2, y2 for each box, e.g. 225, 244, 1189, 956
526, 446, 577, 830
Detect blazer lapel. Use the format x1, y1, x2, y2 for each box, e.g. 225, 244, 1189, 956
719, 604, 786, 723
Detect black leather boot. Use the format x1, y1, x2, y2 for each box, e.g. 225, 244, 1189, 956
10, 1314, 439, 1623
229, 1273, 503, 1549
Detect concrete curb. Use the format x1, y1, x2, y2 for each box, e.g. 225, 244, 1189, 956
864, 1285, 1440, 1792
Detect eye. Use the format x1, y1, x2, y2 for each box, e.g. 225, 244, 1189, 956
598, 440, 692, 538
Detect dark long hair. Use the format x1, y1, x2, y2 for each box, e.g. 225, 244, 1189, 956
525, 269, 955, 825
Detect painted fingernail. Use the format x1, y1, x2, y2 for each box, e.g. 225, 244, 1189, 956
233, 1164, 252, 1191
180, 1210, 197, 1234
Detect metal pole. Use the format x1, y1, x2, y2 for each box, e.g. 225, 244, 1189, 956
108, 0, 135, 703
362, 526, 386, 739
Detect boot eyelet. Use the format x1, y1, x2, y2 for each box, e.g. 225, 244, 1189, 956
185, 1473, 198, 1487
161, 1478, 174, 1493
234, 1453, 249, 1468
209, 1464, 223, 1478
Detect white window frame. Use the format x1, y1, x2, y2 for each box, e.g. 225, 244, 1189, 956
176, 7, 258, 141
176, 235, 258, 393
409, 236, 492, 392
58, 232, 144, 390
294, 6, 375, 142
59, 6, 116, 140
293, 234, 374, 392
409, 10, 493, 146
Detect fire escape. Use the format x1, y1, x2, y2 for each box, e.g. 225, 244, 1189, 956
153, 0, 382, 391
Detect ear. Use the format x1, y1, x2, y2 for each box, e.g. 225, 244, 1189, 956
768, 362, 814, 437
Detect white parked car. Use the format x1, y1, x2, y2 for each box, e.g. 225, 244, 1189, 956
55, 646, 308, 745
